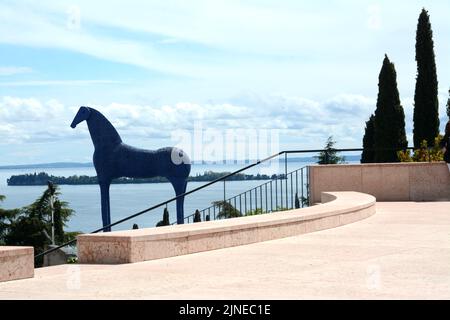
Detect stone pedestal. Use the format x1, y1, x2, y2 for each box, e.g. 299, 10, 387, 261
0, 246, 34, 282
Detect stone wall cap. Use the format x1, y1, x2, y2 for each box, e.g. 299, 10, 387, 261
0, 246, 34, 258
310, 162, 447, 168
77, 191, 375, 243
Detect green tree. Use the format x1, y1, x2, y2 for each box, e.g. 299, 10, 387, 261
2, 183, 77, 266
374, 55, 408, 162
316, 136, 345, 164
193, 209, 201, 223
413, 8, 439, 147
361, 114, 376, 163
212, 201, 242, 219
156, 207, 170, 227
4, 215, 50, 266
0, 195, 20, 245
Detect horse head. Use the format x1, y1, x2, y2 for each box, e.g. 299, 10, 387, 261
71, 106, 91, 128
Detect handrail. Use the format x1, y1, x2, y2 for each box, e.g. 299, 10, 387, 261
34, 146, 414, 259
184, 165, 309, 222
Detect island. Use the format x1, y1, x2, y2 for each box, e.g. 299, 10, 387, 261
7, 171, 280, 186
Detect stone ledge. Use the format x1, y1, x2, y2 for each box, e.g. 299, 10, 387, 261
0, 246, 34, 283
77, 191, 376, 264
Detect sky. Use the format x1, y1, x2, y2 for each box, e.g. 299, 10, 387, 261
0, 0, 449, 165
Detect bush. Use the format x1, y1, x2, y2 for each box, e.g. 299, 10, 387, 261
212, 201, 242, 219
397, 136, 444, 162
246, 208, 264, 216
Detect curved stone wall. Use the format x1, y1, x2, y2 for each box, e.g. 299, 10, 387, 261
77, 191, 376, 264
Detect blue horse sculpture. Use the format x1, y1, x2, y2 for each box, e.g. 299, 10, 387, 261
70, 106, 191, 231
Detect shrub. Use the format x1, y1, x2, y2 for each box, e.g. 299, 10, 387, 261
397, 136, 444, 162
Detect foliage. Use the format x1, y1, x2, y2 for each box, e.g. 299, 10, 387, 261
273, 206, 289, 212
361, 114, 376, 163
246, 208, 264, 216
212, 201, 242, 219
5, 215, 50, 266
447, 88, 450, 120
67, 256, 78, 264
398, 136, 444, 162
193, 209, 201, 223
316, 136, 345, 164
373, 55, 408, 162
156, 207, 170, 227
301, 195, 309, 207
205, 215, 210, 221
1, 182, 78, 266
0, 195, 20, 245
413, 9, 439, 147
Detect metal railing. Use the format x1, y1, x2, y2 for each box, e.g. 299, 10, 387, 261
183, 166, 309, 223
35, 147, 414, 260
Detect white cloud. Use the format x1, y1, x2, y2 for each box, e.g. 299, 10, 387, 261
0, 93, 376, 148
2, 92, 448, 155
0, 66, 33, 76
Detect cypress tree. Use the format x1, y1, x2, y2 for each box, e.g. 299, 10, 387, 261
413, 8, 439, 147
374, 55, 408, 162
156, 208, 170, 227
446, 88, 450, 120
361, 114, 376, 163
193, 210, 201, 223
294, 193, 300, 209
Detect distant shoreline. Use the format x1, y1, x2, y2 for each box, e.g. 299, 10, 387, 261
7, 171, 282, 186
0, 155, 360, 170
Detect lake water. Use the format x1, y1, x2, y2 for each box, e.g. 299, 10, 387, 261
0, 161, 313, 232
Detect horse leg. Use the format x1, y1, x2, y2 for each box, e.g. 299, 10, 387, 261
100, 182, 111, 232
170, 177, 187, 224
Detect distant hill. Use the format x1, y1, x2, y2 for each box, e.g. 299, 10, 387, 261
0, 162, 93, 170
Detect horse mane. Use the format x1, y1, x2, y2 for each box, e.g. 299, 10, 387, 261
87, 108, 123, 148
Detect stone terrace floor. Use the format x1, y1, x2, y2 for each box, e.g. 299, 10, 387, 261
0, 202, 449, 299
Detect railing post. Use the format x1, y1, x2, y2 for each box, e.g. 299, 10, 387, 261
265, 183, 268, 213
239, 194, 242, 215
223, 178, 226, 203
301, 168, 304, 208
285, 153, 288, 209
255, 188, 258, 212
290, 173, 293, 209
270, 180, 273, 212
245, 192, 247, 215
280, 174, 283, 210
260, 186, 263, 213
